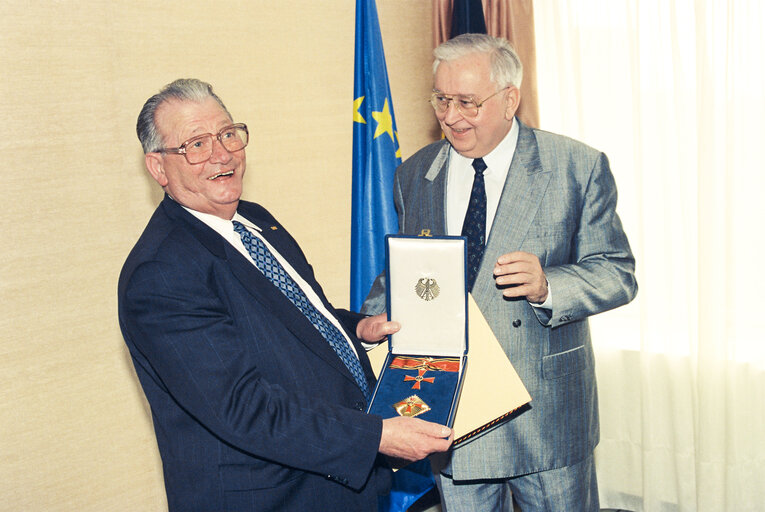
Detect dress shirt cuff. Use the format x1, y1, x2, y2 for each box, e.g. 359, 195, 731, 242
528, 279, 552, 310
361, 339, 387, 351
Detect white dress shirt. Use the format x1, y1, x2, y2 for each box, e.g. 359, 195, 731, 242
444, 119, 551, 309
184, 207, 361, 358
445, 118, 519, 239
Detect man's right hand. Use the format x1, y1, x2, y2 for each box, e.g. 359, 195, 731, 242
379, 416, 454, 461
356, 313, 400, 343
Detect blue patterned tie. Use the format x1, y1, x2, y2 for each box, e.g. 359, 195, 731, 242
232, 221, 371, 401
461, 158, 487, 290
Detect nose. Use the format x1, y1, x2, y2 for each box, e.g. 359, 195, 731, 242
208, 137, 233, 164
442, 101, 464, 125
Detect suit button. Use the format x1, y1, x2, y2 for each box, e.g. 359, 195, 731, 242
354, 401, 365, 411
559, 315, 570, 322
512, 319, 521, 328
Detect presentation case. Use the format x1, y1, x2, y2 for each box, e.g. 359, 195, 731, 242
366, 235, 467, 427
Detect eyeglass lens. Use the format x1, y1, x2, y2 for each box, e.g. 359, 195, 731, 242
185, 126, 248, 164
431, 95, 480, 117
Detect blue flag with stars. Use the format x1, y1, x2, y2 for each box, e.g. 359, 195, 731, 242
351, 0, 401, 313
352, 2, 436, 510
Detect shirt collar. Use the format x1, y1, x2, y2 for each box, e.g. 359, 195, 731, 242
182, 206, 262, 233
449, 117, 520, 173
482, 117, 520, 173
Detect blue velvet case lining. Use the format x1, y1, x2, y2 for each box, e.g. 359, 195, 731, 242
368, 355, 463, 426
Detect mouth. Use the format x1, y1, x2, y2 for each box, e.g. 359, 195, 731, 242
450, 127, 471, 135
208, 170, 235, 180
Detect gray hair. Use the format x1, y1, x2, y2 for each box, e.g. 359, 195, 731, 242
136, 78, 232, 154
433, 33, 523, 89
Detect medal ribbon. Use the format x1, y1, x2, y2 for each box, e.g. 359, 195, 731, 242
389, 356, 460, 372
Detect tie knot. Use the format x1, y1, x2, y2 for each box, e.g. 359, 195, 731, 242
472, 158, 487, 175
232, 220, 247, 235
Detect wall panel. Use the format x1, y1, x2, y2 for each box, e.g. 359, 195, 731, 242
0, 1, 435, 510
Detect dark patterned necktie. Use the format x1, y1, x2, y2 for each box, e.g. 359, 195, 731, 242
461, 158, 487, 290
232, 221, 371, 401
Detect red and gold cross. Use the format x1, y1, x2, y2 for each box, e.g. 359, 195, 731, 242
404, 369, 436, 390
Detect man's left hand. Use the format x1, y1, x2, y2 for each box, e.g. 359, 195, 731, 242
356, 313, 400, 343
494, 251, 548, 303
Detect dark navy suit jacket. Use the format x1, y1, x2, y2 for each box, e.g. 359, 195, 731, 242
118, 196, 390, 511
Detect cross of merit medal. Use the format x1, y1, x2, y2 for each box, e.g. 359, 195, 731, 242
389, 355, 461, 391
393, 395, 431, 417
404, 369, 435, 389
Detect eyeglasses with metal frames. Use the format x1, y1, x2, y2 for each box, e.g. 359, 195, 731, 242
156, 123, 249, 165
430, 88, 510, 118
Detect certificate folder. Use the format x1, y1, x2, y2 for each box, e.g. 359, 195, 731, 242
449, 296, 531, 445
366, 235, 468, 428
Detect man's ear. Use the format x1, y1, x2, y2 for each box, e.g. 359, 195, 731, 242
145, 153, 168, 187
504, 86, 521, 120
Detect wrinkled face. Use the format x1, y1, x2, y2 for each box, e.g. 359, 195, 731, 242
433, 52, 518, 158
147, 97, 246, 219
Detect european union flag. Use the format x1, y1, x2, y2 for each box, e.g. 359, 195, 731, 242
351, 0, 401, 312
352, 2, 437, 510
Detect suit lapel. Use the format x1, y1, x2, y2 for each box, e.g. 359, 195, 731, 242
230, 208, 360, 385
162, 197, 359, 386
420, 141, 451, 235
475, 121, 552, 296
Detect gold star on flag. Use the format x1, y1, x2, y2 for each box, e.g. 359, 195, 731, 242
372, 98, 395, 142
353, 96, 366, 124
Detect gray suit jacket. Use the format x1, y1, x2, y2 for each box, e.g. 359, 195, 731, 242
362, 120, 637, 479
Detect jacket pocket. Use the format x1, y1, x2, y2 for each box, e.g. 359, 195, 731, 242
541, 345, 587, 380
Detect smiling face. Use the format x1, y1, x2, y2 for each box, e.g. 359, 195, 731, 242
433, 52, 519, 159
145, 96, 246, 219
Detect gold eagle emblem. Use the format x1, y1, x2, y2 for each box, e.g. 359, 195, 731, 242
415, 277, 440, 301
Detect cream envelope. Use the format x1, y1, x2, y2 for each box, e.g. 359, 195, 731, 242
368, 294, 531, 445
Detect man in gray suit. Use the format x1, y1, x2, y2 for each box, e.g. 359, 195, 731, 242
362, 34, 637, 511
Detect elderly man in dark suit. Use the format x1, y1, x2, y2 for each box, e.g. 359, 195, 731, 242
362, 34, 637, 511
118, 78, 453, 512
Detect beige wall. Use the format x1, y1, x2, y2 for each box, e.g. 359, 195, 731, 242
0, 2, 437, 510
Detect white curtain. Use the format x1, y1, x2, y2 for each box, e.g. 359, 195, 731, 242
533, 1, 765, 510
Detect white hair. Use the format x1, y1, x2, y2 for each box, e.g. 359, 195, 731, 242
433, 33, 523, 89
